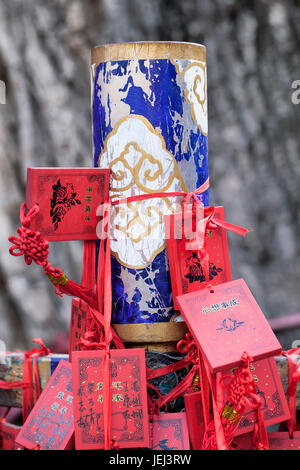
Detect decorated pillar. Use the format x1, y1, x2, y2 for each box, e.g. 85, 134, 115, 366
91, 42, 208, 348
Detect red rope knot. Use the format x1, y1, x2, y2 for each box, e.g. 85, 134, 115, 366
221, 351, 262, 417
176, 333, 199, 364
9, 203, 49, 266
183, 191, 202, 208
9, 227, 49, 266
182, 177, 209, 208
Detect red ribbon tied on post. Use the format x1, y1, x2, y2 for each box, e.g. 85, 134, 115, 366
220, 352, 262, 414
180, 204, 252, 288
176, 333, 199, 365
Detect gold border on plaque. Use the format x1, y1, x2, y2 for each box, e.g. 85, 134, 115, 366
91, 41, 206, 65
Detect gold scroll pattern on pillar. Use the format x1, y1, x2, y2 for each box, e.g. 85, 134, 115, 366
172, 59, 208, 136
98, 115, 187, 269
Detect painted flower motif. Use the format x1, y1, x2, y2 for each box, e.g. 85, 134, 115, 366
50, 179, 81, 230
184, 252, 223, 284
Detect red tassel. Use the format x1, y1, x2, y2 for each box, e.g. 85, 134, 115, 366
56, 279, 98, 309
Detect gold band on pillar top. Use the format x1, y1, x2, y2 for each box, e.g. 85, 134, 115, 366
125, 342, 183, 353
91, 41, 206, 65
112, 321, 189, 344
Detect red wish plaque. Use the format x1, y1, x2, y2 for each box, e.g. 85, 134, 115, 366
150, 412, 190, 450
165, 207, 231, 309
72, 349, 149, 450
25, 167, 110, 240
219, 358, 290, 435
15, 360, 74, 450
176, 279, 282, 373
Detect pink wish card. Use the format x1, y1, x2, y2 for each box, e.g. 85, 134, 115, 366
15, 361, 74, 450
176, 279, 282, 373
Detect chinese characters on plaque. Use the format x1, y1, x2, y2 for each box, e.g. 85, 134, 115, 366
72, 349, 149, 449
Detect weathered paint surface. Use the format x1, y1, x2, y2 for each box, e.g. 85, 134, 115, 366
92, 56, 208, 324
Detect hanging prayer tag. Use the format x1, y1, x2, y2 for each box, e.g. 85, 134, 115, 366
25, 168, 110, 241
165, 206, 231, 309
218, 357, 290, 435
177, 279, 282, 373
184, 391, 206, 450
15, 360, 74, 450
72, 348, 149, 450
150, 412, 190, 450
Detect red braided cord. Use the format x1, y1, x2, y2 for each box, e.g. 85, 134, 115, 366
9, 203, 63, 279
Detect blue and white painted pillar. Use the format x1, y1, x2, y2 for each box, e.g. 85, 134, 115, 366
91, 42, 208, 345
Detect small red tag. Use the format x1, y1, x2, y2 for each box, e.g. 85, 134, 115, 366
184, 391, 206, 449
165, 207, 231, 309
218, 357, 290, 435
72, 349, 149, 450
15, 360, 74, 450
177, 279, 282, 373
25, 167, 110, 240
150, 412, 190, 450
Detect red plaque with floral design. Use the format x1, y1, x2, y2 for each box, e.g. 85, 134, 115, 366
165, 207, 231, 309
15, 360, 74, 450
72, 349, 149, 450
25, 167, 110, 240
218, 357, 290, 435
177, 279, 282, 373
150, 412, 190, 450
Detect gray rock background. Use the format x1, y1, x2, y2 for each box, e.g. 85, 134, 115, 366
0, 0, 299, 351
